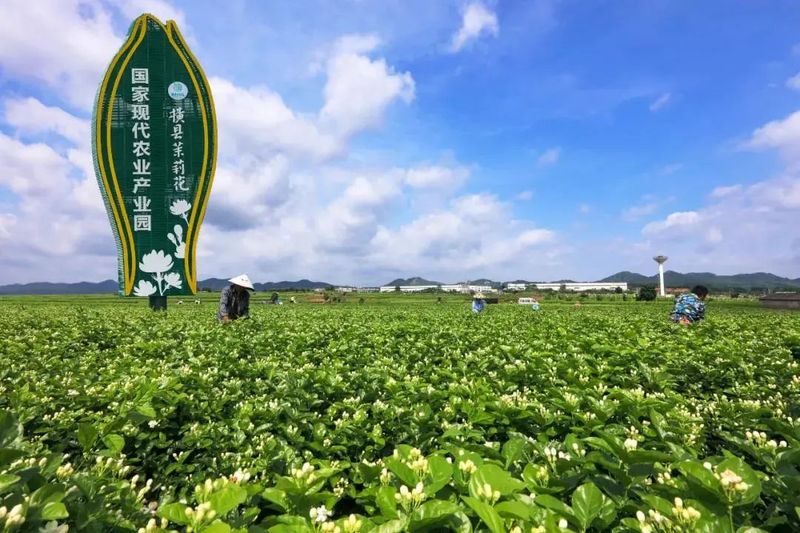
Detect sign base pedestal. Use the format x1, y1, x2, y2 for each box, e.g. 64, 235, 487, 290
149, 295, 167, 311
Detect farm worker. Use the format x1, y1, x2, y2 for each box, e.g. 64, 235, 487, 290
531, 299, 540, 311
472, 293, 486, 313
290, 296, 297, 304
217, 274, 254, 323
670, 285, 709, 325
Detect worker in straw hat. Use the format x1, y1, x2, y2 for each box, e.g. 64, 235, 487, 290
217, 274, 255, 323
471, 292, 486, 314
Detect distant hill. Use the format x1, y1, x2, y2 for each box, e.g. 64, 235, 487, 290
197, 278, 333, 291
0, 280, 119, 295
466, 278, 502, 288
384, 277, 442, 287
254, 280, 333, 291
600, 270, 800, 290
0, 278, 333, 295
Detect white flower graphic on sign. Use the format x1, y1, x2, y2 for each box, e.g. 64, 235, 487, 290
132, 280, 157, 297
164, 272, 183, 290
167, 224, 185, 259
138, 250, 176, 296
170, 199, 191, 222
139, 250, 174, 273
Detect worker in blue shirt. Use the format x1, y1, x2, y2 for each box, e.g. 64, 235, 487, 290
472, 293, 486, 313
670, 285, 708, 325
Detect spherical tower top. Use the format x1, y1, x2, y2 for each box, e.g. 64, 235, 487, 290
653, 255, 668, 264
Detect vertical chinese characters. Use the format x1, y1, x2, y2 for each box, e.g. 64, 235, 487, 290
131, 68, 151, 232
170, 106, 188, 192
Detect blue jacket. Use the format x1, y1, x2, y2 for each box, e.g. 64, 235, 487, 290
670, 293, 705, 323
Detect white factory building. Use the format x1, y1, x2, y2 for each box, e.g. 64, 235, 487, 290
533, 282, 628, 292
379, 285, 439, 293
378, 284, 498, 293
377, 281, 627, 293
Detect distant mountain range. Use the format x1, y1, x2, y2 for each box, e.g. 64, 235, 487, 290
385, 277, 443, 287
195, 278, 333, 292
0, 280, 120, 295
1, 271, 798, 295
600, 271, 800, 290
0, 278, 333, 295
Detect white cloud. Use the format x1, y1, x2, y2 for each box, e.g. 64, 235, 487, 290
516, 190, 533, 201
787, 72, 800, 91
211, 77, 339, 161
622, 202, 659, 221
649, 92, 671, 112
4, 97, 89, 148
744, 110, 800, 161
578, 203, 591, 214
0, 0, 124, 110
642, 211, 701, 236
319, 34, 415, 139
710, 184, 742, 198
634, 167, 800, 275
368, 193, 558, 279
405, 165, 470, 189
536, 147, 560, 167
449, 2, 499, 52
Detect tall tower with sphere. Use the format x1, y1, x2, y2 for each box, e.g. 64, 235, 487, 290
653, 256, 668, 297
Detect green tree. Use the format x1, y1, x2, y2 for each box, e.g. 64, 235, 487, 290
636, 286, 657, 301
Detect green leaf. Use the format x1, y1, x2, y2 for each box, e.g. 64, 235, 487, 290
135, 404, 157, 418
376, 485, 399, 519
572, 482, 604, 530
262, 488, 289, 512
158, 502, 190, 525
0, 448, 26, 467
373, 518, 410, 533
626, 450, 675, 464
495, 500, 531, 520
534, 494, 575, 518
583, 437, 617, 457
77, 423, 98, 451
0, 474, 20, 493
425, 455, 453, 495
451, 511, 474, 533
0, 411, 20, 448
716, 457, 762, 506
41, 501, 69, 520
102, 434, 125, 454
267, 515, 313, 532
641, 495, 673, 517
201, 521, 232, 533
462, 496, 505, 533
470, 463, 525, 497
409, 500, 460, 530
385, 456, 418, 487
501, 438, 526, 468
594, 498, 617, 530
676, 460, 723, 499
31, 484, 65, 505
209, 483, 248, 515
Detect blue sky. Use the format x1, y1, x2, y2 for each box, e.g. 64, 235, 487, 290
1, 0, 799, 284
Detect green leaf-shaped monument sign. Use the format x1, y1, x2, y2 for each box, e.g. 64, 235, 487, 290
93, 14, 216, 297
